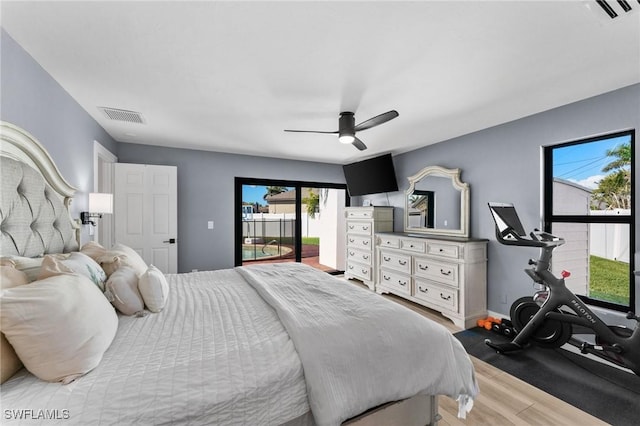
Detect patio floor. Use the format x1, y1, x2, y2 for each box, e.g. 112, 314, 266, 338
242, 244, 337, 272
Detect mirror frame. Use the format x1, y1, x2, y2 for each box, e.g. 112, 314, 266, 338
404, 165, 470, 237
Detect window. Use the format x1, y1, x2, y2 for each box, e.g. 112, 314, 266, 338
544, 130, 635, 311
234, 178, 349, 274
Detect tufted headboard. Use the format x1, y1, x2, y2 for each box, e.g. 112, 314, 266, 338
0, 122, 80, 257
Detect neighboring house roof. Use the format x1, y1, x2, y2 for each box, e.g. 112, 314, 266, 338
265, 188, 315, 204
553, 177, 592, 194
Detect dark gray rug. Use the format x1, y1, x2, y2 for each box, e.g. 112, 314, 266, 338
454, 327, 640, 426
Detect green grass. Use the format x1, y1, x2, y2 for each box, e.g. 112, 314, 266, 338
253, 237, 319, 245
589, 255, 629, 305
302, 237, 319, 245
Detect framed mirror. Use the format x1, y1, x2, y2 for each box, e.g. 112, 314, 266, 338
404, 166, 469, 237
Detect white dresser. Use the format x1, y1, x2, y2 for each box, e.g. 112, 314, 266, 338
376, 232, 487, 329
344, 207, 394, 290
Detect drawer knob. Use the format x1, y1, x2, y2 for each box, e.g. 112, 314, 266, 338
419, 264, 429, 270
383, 275, 391, 281
439, 248, 444, 252
440, 293, 451, 301
383, 256, 391, 261
399, 280, 407, 286
363, 226, 369, 230
362, 269, 367, 274
363, 255, 369, 260
440, 269, 452, 276
418, 286, 428, 293
349, 225, 354, 229
349, 238, 355, 243
349, 251, 355, 256
398, 260, 407, 266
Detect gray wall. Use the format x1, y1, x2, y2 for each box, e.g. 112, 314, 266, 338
3, 25, 638, 315
1, 29, 119, 244
364, 83, 640, 315
117, 143, 345, 272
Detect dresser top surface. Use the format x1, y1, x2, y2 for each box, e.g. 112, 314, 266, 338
377, 232, 488, 243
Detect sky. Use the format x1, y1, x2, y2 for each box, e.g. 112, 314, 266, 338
552, 134, 631, 189
242, 185, 292, 205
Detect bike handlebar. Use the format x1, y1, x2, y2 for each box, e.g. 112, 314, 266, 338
488, 202, 565, 248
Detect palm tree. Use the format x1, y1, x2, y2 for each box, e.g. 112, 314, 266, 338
592, 142, 631, 209
263, 186, 287, 200
602, 143, 631, 172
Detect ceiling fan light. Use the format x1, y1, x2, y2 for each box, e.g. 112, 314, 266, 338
339, 134, 355, 144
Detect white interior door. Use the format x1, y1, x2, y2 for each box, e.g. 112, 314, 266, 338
114, 163, 178, 273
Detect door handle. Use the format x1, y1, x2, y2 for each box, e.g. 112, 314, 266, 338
163, 238, 176, 244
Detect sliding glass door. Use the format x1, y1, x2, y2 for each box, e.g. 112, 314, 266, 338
235, 178, 348, 273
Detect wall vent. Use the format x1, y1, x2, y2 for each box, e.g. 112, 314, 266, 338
98, 107, 145, 124
595, 0, 638, 18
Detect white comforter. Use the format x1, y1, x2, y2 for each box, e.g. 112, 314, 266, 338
2, 264, 477, 425
238, 263, 478, 426
1, 269, 310, 425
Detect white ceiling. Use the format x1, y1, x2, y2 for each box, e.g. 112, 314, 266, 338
2, 1, 639, 164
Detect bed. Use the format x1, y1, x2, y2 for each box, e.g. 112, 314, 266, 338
0, 121, 478, 425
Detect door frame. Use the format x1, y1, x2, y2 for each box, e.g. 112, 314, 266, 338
93, 141, 117, 247
234, 177, 349, 267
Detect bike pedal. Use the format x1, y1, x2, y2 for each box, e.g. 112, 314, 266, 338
580, 342, 623, 355
626, 312, 640, 322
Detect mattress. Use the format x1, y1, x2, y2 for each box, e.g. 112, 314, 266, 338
1, 269, 310, 425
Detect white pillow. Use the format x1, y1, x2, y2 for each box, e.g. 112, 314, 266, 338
39, 253, 107, 292
0, 262, 29, 384
104, 267, 145, 316
0, 274, 118, 384
0, 256, 44, 282
80, 241, 107, 262
98, 244, 148, 278
138, 265, 169, 313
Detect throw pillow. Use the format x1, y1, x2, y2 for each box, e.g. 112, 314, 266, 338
104, 267, 145, 316
138, 265, 169, 313
0, 273, 118, 384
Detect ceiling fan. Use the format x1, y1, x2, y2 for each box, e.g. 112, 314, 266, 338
284, 110, 399, 151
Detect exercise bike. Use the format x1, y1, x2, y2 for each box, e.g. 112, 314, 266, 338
485, 202, 640, 376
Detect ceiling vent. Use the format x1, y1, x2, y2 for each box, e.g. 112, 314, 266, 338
98, 107, 145, 124
595, 0, 638, 18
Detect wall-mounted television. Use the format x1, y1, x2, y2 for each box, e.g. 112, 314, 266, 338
342, 153, 399, 197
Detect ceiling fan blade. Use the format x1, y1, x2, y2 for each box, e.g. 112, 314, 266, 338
284, 129, 338, 134
352, 137, 367, 151
354, 110, 399, 132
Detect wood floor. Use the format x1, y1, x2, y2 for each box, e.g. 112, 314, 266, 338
345, 279, 608, 426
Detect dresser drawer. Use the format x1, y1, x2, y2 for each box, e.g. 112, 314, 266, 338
346, 261, 372, 281
380, 251, 411, 274
379, 269, 411, 296
400, 239, 426, 253
346, 209, 374, 219
414, 257, 459, 287
347, 235, 372, 250
347, 248, 373, 266
378, 235, 400, 249
414, 280, 458, 312
426, 242, 460, 259
346, 221, 373, 236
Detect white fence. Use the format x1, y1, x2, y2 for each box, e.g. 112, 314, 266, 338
242, 213, 321, 241
590, 209, 630, 263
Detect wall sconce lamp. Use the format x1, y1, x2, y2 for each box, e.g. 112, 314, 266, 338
81, 193, 113, 226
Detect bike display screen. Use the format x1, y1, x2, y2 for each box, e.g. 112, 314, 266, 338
489, 204, 527, 237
